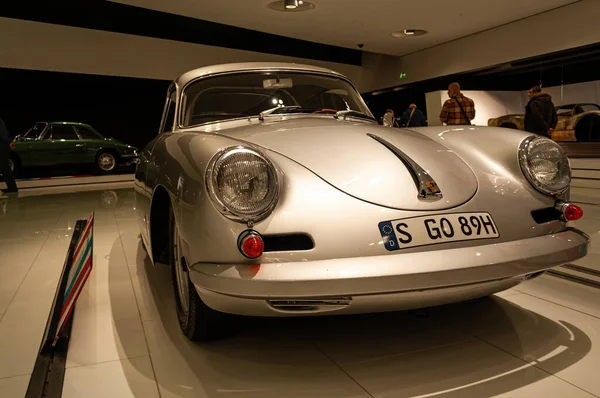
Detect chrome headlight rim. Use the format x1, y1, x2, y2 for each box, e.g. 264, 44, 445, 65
206, 145, 280, 223
518, 135, 571, 196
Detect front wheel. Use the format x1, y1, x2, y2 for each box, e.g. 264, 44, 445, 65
169, 209, 229, 341
96, 152, 117, 173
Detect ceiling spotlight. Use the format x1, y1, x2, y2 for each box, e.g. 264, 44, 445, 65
391, 29, 428, 38
268, 0, 314, 12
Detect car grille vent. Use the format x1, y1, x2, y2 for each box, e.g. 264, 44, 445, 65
263, 233, 314, 252
269, 298, 352, 313
531, 207, 562, 224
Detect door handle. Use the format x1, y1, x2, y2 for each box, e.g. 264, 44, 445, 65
75, 144, 84, 147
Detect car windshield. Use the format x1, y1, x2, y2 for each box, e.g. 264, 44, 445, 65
181, 71, 371, 127
22, 122, 47, 139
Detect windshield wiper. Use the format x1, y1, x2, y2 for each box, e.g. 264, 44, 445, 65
259, 106, 302, 121
335, 110, 376, 121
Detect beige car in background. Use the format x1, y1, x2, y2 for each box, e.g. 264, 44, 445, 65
488, 103, 600, 142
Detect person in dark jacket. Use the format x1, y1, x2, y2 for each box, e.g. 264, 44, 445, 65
0, 117, 18, 193
524, 86, 558, 137
400, 104, 427, 127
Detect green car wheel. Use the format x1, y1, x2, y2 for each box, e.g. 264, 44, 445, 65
96, 152, 117, 173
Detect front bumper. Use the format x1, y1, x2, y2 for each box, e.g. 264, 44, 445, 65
118, 153, 139, 167
189, 228, 588, 316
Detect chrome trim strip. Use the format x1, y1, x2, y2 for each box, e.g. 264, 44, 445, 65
367, 133, 443, 201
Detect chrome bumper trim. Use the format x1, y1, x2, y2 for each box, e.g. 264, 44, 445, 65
189, 228, 588, 299
196, 276, 527, 317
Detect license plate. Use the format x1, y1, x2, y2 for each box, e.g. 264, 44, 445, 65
378, 212, 499, 251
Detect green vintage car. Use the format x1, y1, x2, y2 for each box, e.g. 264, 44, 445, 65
9, 122, 138, 175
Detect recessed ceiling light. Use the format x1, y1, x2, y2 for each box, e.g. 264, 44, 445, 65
268, 0, 315, 12
391, 29, 428, 38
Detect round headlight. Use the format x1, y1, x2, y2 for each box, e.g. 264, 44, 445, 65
207, 147, 279, 222
519, 136, 571, 195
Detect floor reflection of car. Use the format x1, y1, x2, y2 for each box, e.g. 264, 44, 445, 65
9, 122, 139, 175
488, 103, 600, 142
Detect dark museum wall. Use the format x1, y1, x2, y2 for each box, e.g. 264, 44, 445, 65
1, 1, 600, 149
3, 43, 599, 150
364, 43, 600, 122
0, 1, 365, 151
0, 68, 169, 150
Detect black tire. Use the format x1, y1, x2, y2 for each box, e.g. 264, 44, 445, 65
169, 208, 229, 341
575, 114, 600, 142
96, 151, 118, 173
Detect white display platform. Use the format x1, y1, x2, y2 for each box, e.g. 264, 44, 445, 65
571, 158, 600, 192
0, 174, 134, 190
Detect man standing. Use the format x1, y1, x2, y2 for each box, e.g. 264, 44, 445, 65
524, 86, 558, 137
439, 83, 475, 126
0, 116, 18, 194
400, 104, 427, 127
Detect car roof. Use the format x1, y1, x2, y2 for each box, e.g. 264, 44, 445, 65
174, 62, 348, 87
556, 103, 599, 108
39, 121, 94, 127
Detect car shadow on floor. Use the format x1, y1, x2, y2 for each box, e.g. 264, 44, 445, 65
110, 242, 593, 398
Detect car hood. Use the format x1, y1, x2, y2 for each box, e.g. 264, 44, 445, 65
106, 138, 135, 149
218, 118, 477, 210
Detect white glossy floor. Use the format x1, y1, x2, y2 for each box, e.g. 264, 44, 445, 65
0, 185, 598, 398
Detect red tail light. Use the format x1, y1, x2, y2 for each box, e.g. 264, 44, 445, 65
564, 204, 583, 221
9, 143, 15, 149
556, 202, 583, 222
238, 230, 264, 259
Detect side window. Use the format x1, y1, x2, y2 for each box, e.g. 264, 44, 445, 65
51, 125, 79, 140
76, 126, 102, 140
160, 85, 177, 134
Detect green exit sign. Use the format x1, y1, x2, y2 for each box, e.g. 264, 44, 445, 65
399, 72, 407, 79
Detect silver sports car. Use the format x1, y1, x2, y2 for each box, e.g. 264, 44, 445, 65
134, 62, 589, 341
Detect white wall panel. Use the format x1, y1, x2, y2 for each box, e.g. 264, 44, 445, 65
425, 91, 444, 126
0, 17, 367, 91
362, 0, 600, 92
539, 81, 600, 107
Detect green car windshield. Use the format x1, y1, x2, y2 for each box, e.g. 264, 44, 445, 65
22, 122, 48, 139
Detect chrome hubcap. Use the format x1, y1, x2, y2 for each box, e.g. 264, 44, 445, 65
173, 225, 189, 314
98, 153, 116, 171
